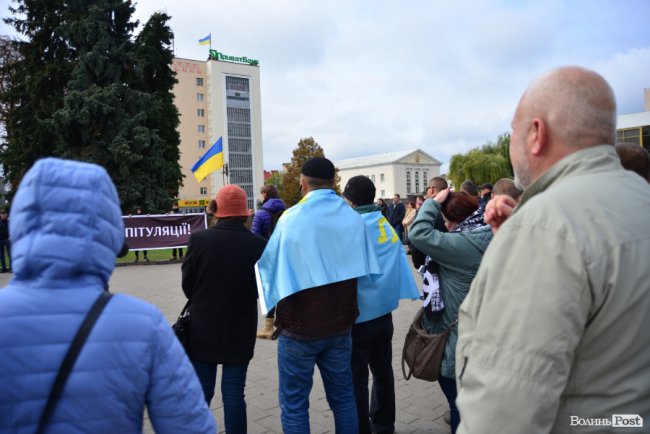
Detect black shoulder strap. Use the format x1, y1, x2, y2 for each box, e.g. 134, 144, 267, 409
36, 291, 113, 434
261, 206, 279, 216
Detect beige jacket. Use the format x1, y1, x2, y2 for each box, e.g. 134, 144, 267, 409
456, 145, 650, 433
402, 207, 417, 234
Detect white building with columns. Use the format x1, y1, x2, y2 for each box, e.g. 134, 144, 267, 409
335, 149, 443, 200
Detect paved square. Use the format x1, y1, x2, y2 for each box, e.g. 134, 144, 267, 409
0, 260, 450, 434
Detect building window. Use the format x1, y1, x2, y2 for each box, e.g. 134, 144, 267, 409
225, 75, 256, 209
198, 125, 205, 133
197, 93, 204, 102
423, 171, 428, 192
381, 189, 385, 197
198, 140, 206, 149
406, 171, 412, 194
380, 173, 385, 182
371, 174, 376, 183
196, 77, 203, 86
197, 109, 205, 117
415, 172, 420, 193
200, 187, 208, 195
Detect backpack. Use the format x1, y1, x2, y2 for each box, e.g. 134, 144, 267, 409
262, 206, 284, 238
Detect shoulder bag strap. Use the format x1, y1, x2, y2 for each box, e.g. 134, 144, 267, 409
36, 291, 113, 434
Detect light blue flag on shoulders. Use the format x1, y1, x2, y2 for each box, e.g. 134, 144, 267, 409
255, 189, 382, 314
356, 211, 420, 323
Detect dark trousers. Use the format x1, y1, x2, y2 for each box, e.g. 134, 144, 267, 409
393, 224, 404, 243
0, 239, 10, 271
172, 247, 183, 258
351, 313, 395, 434
438, 375, 460, 433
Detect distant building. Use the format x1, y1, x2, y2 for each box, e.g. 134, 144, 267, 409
172, 49, 263, 212
335, 149, 442, 200
616, 88, 650, 152
263, 170, 279, 182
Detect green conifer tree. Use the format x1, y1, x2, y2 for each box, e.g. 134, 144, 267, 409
1, 0, 71, 191
2, 1, 183, 213
133, 12, 182, 213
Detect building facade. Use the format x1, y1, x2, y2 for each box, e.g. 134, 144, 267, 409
335, 149, 442, 200
616, 88, 650, 152
171, 51, 262, 212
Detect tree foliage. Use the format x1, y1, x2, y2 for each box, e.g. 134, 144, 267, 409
448, 133, 513, 189
280, 137, 340, 207
264, 171, 282, 189
1, 0, 71, 193
0, 36, 20, 147
1, 1, 181, 212
132, 12, 182, 212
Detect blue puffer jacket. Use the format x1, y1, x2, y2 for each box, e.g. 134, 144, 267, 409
251, 197, 286, 238
0, 158, 216, 434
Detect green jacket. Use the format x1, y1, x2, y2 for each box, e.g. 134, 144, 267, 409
456, 145, 650, 433
409, 199, 492, 379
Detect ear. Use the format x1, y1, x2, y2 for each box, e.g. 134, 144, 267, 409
529, 117, 548, 156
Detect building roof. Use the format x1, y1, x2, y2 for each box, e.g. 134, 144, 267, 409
334, 149, 442, 170
617, 111, 650, 129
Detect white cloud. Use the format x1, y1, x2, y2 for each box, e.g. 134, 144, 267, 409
3, 0, 649, 170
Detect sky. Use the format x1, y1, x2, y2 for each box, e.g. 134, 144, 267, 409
2, 0, 649, 172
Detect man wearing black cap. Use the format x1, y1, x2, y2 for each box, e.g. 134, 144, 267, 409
343, 176, 419, 434
256, 157, 381, 434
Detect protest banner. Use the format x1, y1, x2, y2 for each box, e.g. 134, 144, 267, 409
123, 213, 207, 250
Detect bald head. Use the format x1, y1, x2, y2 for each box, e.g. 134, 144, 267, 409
510, 67, 617, 189
521, 66, 617, 148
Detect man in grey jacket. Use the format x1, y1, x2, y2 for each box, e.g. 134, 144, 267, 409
456, 66, 650, 433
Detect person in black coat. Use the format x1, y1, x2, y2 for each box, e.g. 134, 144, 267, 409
181, 185, 267, 434
388, 194, 405, 241
0, 208, 10, 273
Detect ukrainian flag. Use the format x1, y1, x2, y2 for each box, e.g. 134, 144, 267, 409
191, 137, 224, 182
198, 33, 211, 46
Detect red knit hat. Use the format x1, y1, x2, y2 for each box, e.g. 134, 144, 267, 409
215, 185, 249, 217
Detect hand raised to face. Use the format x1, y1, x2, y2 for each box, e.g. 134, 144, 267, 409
484, 194, 518, 234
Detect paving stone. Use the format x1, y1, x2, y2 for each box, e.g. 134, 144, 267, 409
0, 255, 449, 434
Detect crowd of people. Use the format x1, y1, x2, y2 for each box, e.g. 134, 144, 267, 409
1, 65, 649, 434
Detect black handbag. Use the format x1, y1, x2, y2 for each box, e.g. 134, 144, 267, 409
37, 291, 113, 434
172, 300, 191, 351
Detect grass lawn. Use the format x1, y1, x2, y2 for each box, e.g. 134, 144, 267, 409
117, 248, 185, 264
2, 249, 184, 267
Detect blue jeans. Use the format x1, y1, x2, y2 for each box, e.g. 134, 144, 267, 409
278, 333, 359, 434
192, 361, 249, 434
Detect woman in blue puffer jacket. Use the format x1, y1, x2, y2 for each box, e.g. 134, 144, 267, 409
250, 184, 286, 239
0, 158, 216, 434
251, 184, 286, 339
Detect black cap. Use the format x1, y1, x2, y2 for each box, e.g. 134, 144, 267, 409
301, 157, 335, 180
343, 175, 376, 206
